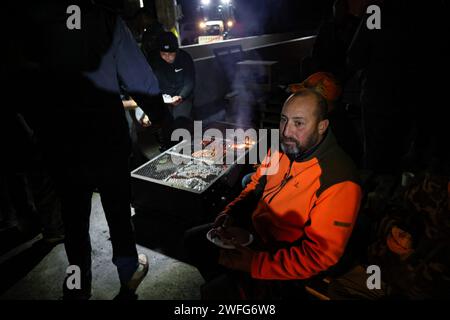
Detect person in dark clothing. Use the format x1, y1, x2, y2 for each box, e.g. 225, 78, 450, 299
302, 0, 360, 82
13, 1, 170, 299
141, 20, 166, 61
125, 7, 154, 44
346, 0, 423, 175
149, 32, 196, 120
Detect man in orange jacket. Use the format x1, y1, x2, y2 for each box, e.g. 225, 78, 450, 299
184, 88, 362, 297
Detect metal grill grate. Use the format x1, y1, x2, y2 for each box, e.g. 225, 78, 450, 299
133, 153, 180, 181
132, 134, 259, 193
132, 150, 229, 193
167, 138, 249, 163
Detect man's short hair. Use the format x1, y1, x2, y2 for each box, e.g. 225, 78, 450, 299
287, 88, 329, 121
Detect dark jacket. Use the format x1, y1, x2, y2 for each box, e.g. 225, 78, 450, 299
150, 49, 195, 100
18, 2, 162, 165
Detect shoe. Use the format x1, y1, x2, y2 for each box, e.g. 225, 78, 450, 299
126, 253, 149, 291
113, 288, 138, 300
61, 269, 92, 300
61, 289, 92, 300
113, 253, 149, 300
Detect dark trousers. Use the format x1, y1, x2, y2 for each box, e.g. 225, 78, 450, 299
184, 223, 258, 299
169, 99, 192, 120
183, 223, 229, 282
183, 222, 307, 300
183, 208, 256, 283
327, 265, 388, 300
53, 154, 138, 290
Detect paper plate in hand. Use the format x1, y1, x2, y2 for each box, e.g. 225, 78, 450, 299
206, 227, 253, 249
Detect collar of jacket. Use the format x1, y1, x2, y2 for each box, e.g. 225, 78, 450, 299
291, 129, 337, 163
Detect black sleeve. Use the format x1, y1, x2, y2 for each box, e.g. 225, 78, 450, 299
113, 17, 170, 125
115, 17, 160, 96
178, 51, 195, 99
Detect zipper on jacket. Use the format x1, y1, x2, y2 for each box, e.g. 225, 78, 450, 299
263, 160, 294, 204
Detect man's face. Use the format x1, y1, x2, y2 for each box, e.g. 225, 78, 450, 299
160, 51, 177, 64
279, 95, 328, 157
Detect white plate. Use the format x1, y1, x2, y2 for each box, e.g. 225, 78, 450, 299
162, 94, 174, 104
206, 227, 253, 249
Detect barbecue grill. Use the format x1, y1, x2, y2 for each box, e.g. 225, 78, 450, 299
131, 122, 264, 227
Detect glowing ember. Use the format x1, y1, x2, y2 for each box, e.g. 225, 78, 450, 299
232, 137, 255, 149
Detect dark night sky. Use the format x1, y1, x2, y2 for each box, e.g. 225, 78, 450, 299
178, 0, 335, 36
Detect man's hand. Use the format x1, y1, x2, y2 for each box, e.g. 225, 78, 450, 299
209, 214, 233, 242
134, 106, 151, 128
218, 241, 255, 273
139, 114, 151, 127
171, 96, 183, 106
213, 213, 233, 229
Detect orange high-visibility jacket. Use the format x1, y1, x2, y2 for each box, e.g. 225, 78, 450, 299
222, 131, 362, 280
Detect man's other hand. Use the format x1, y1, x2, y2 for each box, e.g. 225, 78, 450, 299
213, 213, 233, 229
139, 114, 151, 127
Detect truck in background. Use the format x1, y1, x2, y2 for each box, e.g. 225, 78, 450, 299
181, 0, 236, 45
